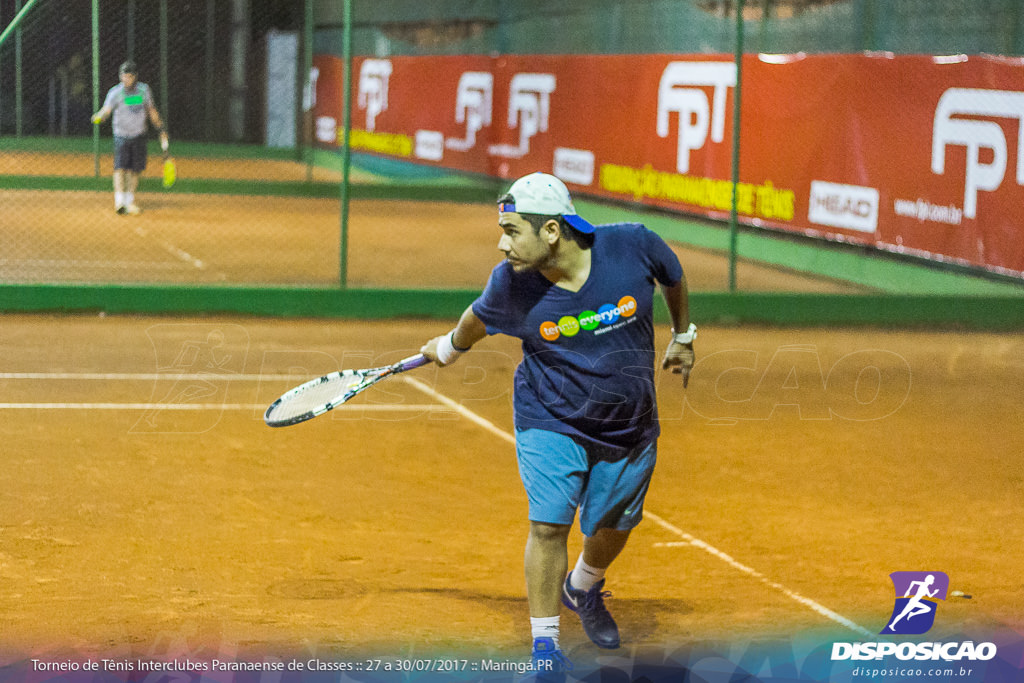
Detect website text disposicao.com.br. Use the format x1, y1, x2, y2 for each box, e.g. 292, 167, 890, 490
836, 640, 996, 680
851, 664, 978, 679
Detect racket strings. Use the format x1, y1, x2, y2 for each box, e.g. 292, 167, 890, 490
263, 355, 425, 427
265, 372, 370, 423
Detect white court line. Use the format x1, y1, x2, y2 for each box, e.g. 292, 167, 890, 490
132, 225, 207, 270
0, 259, 192, 271
403, 376, 515, 445
0, 372, 310, 381
0, 373, 448, 412
403, 375, 875, 638
0, 403, 444, 411
647, 516, 874, 637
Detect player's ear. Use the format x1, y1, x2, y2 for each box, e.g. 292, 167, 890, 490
541, 218, 561, 245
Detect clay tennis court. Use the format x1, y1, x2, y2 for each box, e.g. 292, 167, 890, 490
1, 156, 1022, 677
0, 152, 870, 291
1, 315, 1022, 666
1, 186, 876, 290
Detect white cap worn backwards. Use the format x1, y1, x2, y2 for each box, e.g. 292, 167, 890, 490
499, 172, 596, 234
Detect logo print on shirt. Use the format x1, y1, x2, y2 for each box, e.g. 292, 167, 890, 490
540, 295, 637, 341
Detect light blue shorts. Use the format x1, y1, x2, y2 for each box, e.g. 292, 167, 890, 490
515, 428, 657, 537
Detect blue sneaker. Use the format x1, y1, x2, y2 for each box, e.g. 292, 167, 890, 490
561, 572, 620, 649
531, 637, 573, 678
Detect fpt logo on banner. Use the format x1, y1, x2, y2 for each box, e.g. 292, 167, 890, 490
358, 59, 393, 132
447, 71, 493, 152
657, 61, 736, 174
932, 87, 1024, 219
489, 73, 557, 159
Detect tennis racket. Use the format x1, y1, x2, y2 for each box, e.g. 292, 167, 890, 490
264, 353, 430, 427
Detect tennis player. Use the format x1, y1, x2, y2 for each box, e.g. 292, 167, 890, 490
91, 60, 169, 215
421, 172, 695, 671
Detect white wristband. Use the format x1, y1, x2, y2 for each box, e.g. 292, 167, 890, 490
670, 323, 697, 345
436, 331, 466, 365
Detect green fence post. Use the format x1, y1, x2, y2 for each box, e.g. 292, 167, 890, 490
728, 0, 744, 293
304, 0, 314, 180
160, 0, 169, 132
92, 0, 101, 177
338, 0, 352, 288
0, 0, 39, 48
205, 0, 215, 140
0, 0, 43, 137
14, 0, 23, 136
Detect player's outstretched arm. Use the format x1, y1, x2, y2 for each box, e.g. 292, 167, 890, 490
421, 305, 488, 366
90, 106, 111, 124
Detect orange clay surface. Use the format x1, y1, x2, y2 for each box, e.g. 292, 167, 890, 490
1, 320, 1022, 665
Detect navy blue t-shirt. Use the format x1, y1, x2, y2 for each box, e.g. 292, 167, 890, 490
472, 223, 683, 450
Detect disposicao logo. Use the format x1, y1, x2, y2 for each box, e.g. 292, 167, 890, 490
831, 571, 997, 664
881, 571, 948, 635
539, 295, 637, 341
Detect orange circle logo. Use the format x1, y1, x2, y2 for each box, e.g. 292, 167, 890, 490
618, 295, 637, 317
540, 321, 561, 341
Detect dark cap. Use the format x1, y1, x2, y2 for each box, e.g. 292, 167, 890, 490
119, 60, 137, 76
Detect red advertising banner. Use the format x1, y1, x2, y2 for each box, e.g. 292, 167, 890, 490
312, 52, 1024, 277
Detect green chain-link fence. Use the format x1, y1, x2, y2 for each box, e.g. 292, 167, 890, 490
1, 1, 1022, 322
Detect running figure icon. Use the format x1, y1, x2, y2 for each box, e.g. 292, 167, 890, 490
887, 574, 939, 631
881, 571, 949, 635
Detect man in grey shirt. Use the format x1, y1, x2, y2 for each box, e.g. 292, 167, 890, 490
92, 61, 169, 215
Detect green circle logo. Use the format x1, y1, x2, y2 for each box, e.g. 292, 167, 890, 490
578, 310, 601, 331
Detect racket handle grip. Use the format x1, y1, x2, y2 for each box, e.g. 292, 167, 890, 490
396, 353, 430, 371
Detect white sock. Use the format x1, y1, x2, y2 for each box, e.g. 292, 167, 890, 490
126, 191, 135, 207
571, 555, 606, 592
531, 616, 560, 647
115, 192, 125, 207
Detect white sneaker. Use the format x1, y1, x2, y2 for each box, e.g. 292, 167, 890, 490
124, 204, 142, 215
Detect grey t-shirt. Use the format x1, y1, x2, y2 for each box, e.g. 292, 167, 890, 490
102, 82, 154, 138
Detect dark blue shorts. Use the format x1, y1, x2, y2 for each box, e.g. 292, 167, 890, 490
113, 135, 148, 173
